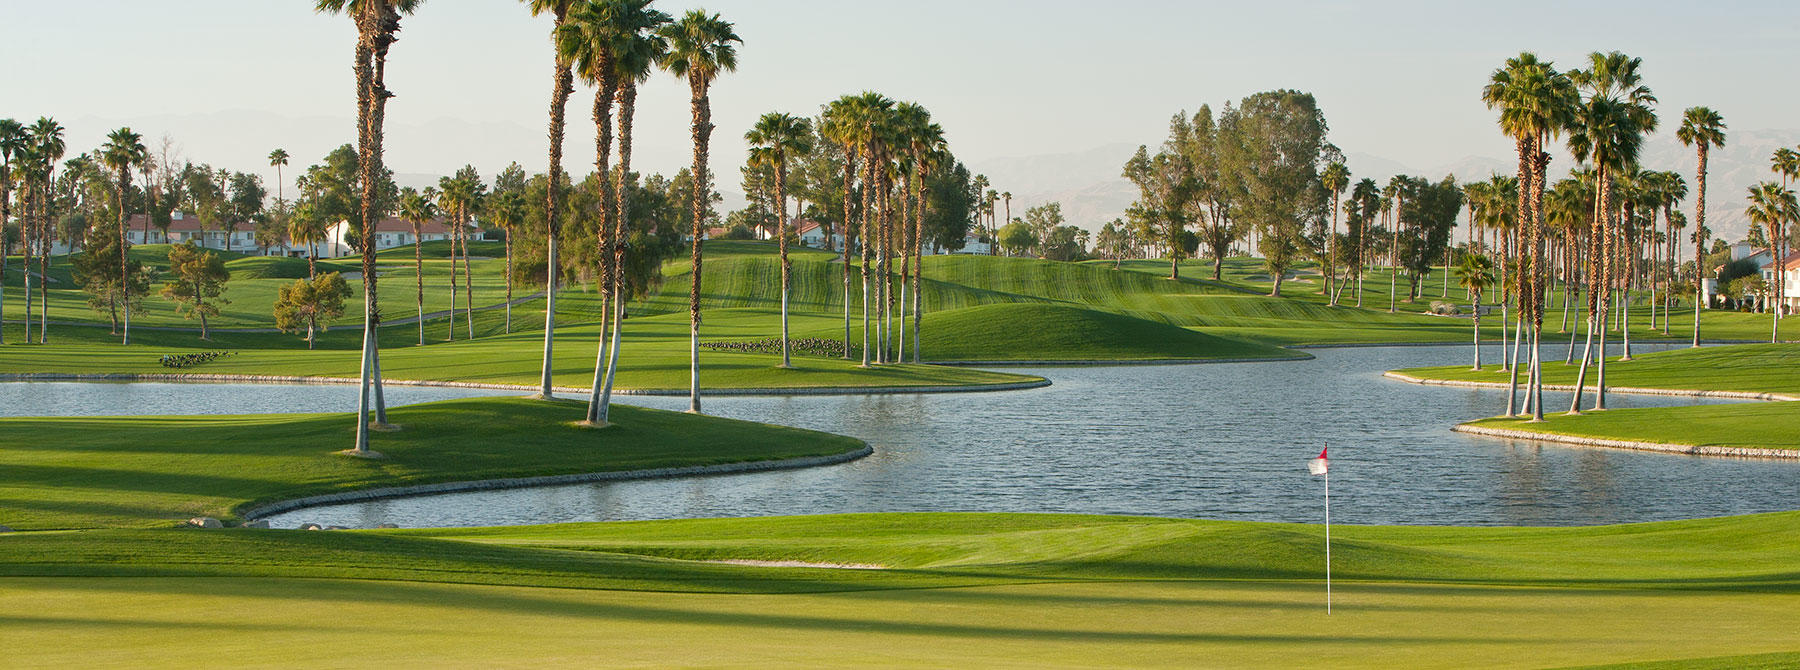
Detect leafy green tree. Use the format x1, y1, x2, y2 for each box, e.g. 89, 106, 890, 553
1218, 90, 1332, 298
1122, 143, 1194, 279
160, 242, 231, 339
998, 219, 1034, 256
274, 271, 352, 350
1021, 202, 1065, 259
659, 9, 740, 413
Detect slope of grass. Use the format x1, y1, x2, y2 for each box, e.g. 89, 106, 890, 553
0, 395, 866, 530
894, 302, 1300, 361
3, 512, 1799, 667
0, 308, 1040, 392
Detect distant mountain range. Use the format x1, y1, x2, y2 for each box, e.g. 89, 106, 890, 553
970, 129, 1800, 244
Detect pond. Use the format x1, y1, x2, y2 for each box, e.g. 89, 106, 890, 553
4, 343, 1791, 529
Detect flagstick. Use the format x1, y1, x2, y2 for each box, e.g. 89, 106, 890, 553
1324, 458, 1331, 615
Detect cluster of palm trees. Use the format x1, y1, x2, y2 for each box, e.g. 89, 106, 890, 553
1478, 50, 1728, 421
816, 93, 947, 369
1746, 148, 1800, 334
0, 117, 68, 346
393, 166, 491, 347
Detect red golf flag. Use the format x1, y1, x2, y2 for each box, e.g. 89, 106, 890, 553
1308, 447, 1328, 476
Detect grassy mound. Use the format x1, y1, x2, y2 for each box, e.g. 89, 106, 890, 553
0, 396, 866, 530
224, 255, 320, 280
909, 302, 1300, 361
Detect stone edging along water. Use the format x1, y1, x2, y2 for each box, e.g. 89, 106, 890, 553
1450, 425, 1800, 460
1384, 371, 1800, 460
238, 445, 876, 521
0, 373, 1051, 396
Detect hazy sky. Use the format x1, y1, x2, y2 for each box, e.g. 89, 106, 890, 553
6, 0, 1798, 202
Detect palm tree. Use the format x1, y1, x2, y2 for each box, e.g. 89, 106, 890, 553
522, 0, 578, 400
100, 127, 144, 346
0, 118, 23, 344
659, 9, 740, 413
746, 112, 815, 368
1566, 51, 1655, 414
1000, 191, 1011, 255
1456, 253, 1496, 370
488, 191, 525, 334
398, 186, 436, 345
1321, 161, 1349, 304
901, 112, 946, 364
1384, 176, 1408, 314
1768, 148, 1800, 334
316, 0, 425, 453
268, 148, 289, 207
1483, 51, 1576, 420
821, 96, 863, 360
593, 12, 670, 426
1678, 107, 1726, 347
1746, 182, 1798, 342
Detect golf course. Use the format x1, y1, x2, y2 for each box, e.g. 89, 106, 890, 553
9, 2, 1800, 665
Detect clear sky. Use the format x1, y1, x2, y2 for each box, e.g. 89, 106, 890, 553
5, 0, 1798, 200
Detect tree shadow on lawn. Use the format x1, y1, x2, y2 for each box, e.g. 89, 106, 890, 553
2, 576, 1539, 646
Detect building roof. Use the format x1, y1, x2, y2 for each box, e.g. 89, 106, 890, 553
793, 218, 824, 236
1781, 251, 1800, 270
126, 212, 239, 232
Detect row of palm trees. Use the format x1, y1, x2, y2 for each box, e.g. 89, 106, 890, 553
1480, 50, 1730, 421
0, 118, 67, 346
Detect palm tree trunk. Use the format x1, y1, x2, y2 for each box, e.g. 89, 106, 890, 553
448, 225, 459, 341
119, 175, 131, 346
685, 75, 713, 414
598, 80, 640, 425
504, 230, 513, 334
413, 224, 423, 346
1591, 172, 1615, 412
841, 154, 855, 359
462, 209, 474, 340
1694, 147, 1708, 347
21, 187, 33, 344
538, 25, 574, 401
777, 153, 793, 369
912, 157, 925, 364
858, 147, 873, 369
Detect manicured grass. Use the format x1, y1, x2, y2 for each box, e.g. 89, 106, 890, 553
4, 242, 522, 331
0, 308, 1040, 391
1467, 403, 1800, 451
0, 395, 866, 530
1398, 343, 1800, 395
2, 512, 1799, 667
895, 302, 1301, 361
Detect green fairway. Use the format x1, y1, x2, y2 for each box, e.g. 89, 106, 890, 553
0, 395, 866, 530
1466, 403, 1800, 452
1396, 343, 1800, 395
2, 512, 1798, 668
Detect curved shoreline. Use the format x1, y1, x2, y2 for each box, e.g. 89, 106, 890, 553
0, 373, 1051, 397
241, 445, 875, 522
1451, 425, 1799, 460
928, 354, 1311, 367
1381, 371, 1800, 401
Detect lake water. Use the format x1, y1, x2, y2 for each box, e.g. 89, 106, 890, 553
4, 343, 1792, 529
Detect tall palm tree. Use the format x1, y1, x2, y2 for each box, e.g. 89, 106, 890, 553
523, 0, 578, 400
1768, 148, 1800, 334
397, 186, 436, 345
268, 148, 289, 207
1456, 253, 1496, 370
902, 114, 946, 364
594, 13, 670, 426
1321, 161, 1350, 304
1678, 107, 1726, 347
1384, 176, 1408, 314
28, 120, 65, 345
659, 9, 740, 413
999, 191, 1011, 255
821, 96, 864, 361
746, 112, 814, 368
1746, 182, 1798, 342
317, 0, 424, 453
1566, 51, 1655, 414
560, 0, 622, 406
100, 127, 144, 346
488, 191, 525, 334
0, 118, 23, 344
1484, 51, 1576, 420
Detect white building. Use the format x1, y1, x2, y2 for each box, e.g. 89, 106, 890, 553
322, 216, 477, 258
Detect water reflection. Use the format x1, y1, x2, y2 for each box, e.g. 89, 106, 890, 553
4, 343, 1793, 529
